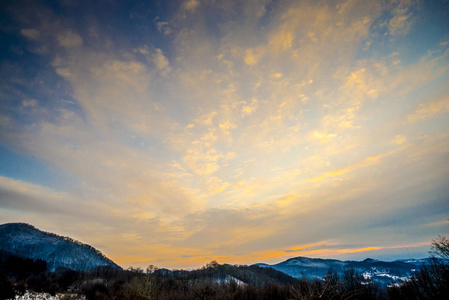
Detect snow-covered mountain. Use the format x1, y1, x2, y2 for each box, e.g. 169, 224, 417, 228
256, 256, 429, 288
0, 223, 121, 271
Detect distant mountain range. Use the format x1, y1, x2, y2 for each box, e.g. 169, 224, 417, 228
256, 256, 430, 288
0, 223, 121, 271
0, 222, 431, 288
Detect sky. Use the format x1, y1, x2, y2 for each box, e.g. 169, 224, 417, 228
0, 0, 448, 269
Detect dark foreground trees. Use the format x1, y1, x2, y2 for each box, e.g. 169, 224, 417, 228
0, 274, 16, 300
388, 236, 449, 300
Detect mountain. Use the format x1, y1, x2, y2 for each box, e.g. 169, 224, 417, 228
256, 256, 428, 288
0, 223, 121, 271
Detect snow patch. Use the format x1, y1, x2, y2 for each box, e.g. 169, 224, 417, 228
214, 275, 246, 286
14, 292, 85, 300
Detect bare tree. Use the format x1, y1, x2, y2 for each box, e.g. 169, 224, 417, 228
430, 235, 449, 260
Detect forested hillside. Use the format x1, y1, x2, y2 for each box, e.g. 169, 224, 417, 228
0, 223, 121, 271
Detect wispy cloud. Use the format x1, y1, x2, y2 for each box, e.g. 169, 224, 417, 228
57, 30, 83, 48
20, 28, 41, 40
408, 96, 449, 122
383, 0, 415, 36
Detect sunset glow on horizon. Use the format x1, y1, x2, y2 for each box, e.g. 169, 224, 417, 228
1, 0, 448, 269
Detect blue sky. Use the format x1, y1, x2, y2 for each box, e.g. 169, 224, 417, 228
1, 0, 449, 268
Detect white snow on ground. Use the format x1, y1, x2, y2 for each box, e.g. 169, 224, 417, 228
286, 260, 329, 268
362, 271, 372, 280
213, 275, 246, 286
13, 292, 85, 300
362, 267, 412, 287
405, 260, 425, 263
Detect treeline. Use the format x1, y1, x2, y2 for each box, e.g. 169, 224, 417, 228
1, 237, 448, 299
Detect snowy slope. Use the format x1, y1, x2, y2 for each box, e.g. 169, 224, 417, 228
0, 223, 121, 271
257, 256, 427, 288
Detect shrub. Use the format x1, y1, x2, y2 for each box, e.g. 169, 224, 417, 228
0, 274, 16, 300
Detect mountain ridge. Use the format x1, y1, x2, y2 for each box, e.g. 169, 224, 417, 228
255, 255, 432, 288
0, 222, 121, 271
